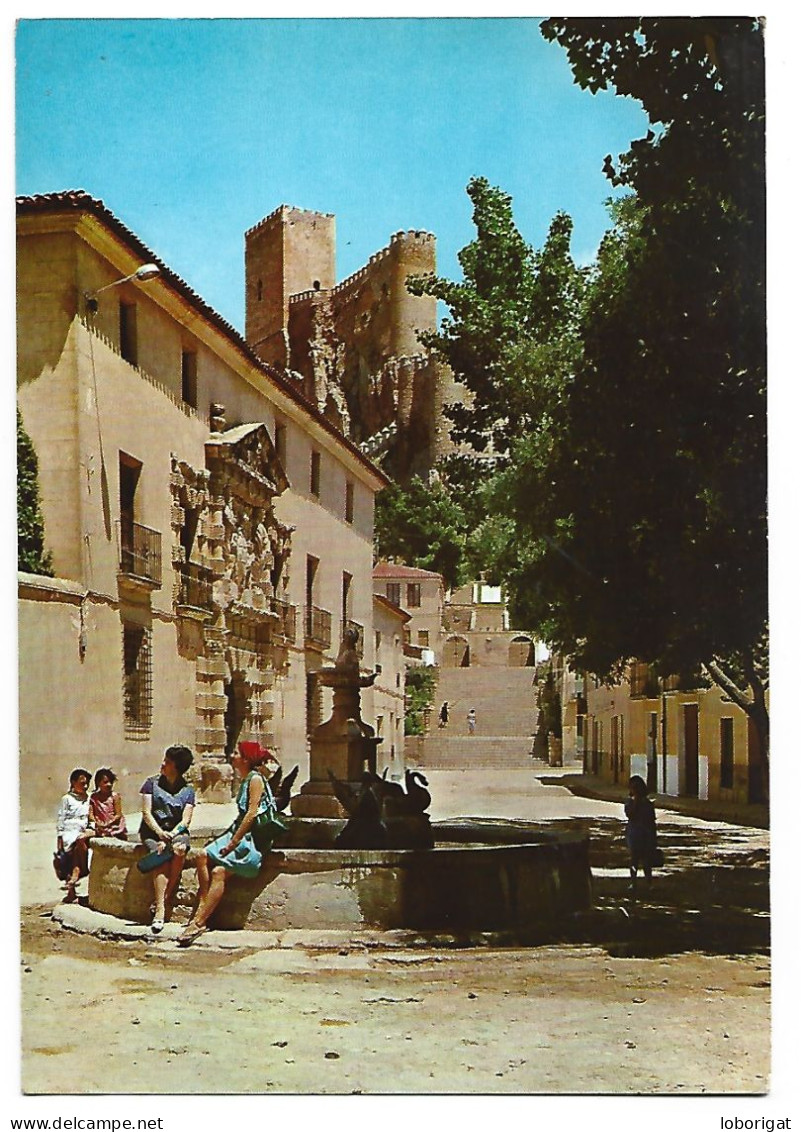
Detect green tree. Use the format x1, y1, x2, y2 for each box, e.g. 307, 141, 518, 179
535, 17, 768, 778
412, 18, 768, 787
17, 408, 53, 576
410, 176, 587, 466
374, 475, 469, 590
404, 666, 438, 736
407, 177, 587, 587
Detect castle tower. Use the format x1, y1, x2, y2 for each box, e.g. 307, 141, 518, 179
387, 230, 437, 356
245, 205, 336, 368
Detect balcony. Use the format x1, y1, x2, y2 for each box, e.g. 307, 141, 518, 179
271, 596, 297, 644
177, 561, 215, 613
342, 618, 364, 657
117, 520, 162, 587
305, 604, 332, 650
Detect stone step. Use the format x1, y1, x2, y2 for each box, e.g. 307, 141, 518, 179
431, 667, 538, 736
411, 735, 536, 769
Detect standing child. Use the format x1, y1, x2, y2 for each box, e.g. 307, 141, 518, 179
55, 768, 93, 903
467, 707, 477, 735
624, 775, 658, 897
90, 768, 128, 840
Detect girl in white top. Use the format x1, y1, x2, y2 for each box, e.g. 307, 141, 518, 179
56, 768, 93, 902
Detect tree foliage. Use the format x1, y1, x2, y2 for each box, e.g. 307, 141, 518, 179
374, 475, 469, 590
412, 18, 768, 772
17, 408, 53, 576
404, 666, 438, 736
409, 176, 587, 464
535, 17, 767, 755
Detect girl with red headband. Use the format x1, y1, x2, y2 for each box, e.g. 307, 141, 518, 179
178, 741, 280, 946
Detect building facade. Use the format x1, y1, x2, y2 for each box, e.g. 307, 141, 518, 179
373, 562, 445, 665
580, 663, 765, 805
17, 191, 388, 821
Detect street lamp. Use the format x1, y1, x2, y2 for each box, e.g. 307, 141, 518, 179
84, 263, 160, 312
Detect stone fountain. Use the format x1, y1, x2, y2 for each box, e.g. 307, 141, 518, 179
87, 633, 592, 938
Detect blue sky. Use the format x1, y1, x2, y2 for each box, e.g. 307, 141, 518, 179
15, 17, 649, 332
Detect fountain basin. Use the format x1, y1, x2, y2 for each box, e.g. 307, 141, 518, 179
87, 819, 591, 934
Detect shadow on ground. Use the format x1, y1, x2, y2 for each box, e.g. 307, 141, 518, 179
510, 815, 769, 960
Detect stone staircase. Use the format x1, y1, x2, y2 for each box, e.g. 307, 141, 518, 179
413, 667, 538, 769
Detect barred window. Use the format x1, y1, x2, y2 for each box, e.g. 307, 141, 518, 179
123, 623, 152, 736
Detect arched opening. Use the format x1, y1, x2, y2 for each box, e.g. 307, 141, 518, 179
443, 635, 470, 668
508, 635, 536, 667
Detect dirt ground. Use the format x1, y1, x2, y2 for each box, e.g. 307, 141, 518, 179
15, 770, 773, 1100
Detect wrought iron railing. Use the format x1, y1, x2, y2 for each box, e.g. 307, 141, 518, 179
305, 604, 332, 649
177, 561, 215, 610
271, 596, 297, 643
117, 520, 162, 586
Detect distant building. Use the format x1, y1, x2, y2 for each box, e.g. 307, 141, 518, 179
443, 581, 545, 670
373, 562, 445, 666
582, 664, 766, 805
370, 593, 410, 780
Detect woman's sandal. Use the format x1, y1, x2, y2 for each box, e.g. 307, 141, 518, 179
178, 921, 207, 947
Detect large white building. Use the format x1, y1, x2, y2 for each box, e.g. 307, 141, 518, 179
17, 191, 390, 821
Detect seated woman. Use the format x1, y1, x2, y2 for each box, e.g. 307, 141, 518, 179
56, 768, 93, 903
178, 741, 280, 947
89, 768, 128, 840
139, 745, 195, 934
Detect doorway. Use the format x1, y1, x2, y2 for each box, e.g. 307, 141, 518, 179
224, 672, 249, 756
682, 703, 699, 797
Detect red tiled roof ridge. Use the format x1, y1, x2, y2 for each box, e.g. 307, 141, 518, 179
16, 190, 388, 486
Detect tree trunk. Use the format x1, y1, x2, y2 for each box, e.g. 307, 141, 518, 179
703, 657, 769, 803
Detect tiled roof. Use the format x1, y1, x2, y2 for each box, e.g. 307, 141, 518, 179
16, 190, 389, 487
373, 561, 444, 581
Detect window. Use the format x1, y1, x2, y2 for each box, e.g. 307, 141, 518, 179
345, 480, 354, 524
406, 583, 421, 608
275, 421, 287, 467
310, 450, 321, 496
181, 351, 197, 408
119, 301, 137, 365
386, 582, 400, 606
418, 630, 429, 647
119, 452, 142, 573
720, 717, 735, 789
123, 623, 152, 735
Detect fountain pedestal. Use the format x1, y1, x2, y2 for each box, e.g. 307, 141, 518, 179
291, 633, 380, 819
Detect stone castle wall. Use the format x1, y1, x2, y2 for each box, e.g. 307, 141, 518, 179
247, 210, 457, 481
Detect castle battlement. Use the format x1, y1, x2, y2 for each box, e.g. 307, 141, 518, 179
289, 287, 332, 305
389, 229, 436, 247
245, 203, 335, 239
